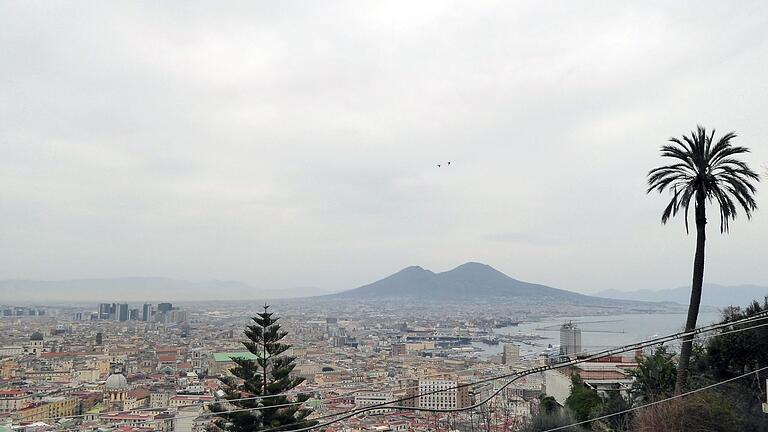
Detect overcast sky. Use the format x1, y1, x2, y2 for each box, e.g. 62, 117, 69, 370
1, 1, 767, 295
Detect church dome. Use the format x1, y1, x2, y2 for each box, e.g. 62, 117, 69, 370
30, 332, 44, 341
105, 373, 127, 390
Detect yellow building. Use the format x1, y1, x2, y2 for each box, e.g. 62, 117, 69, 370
0, 390, 31, 412
0, 360, 21, 379
95, 358, 112, 377
12, 397, 78, 422
23, 369, 71, 382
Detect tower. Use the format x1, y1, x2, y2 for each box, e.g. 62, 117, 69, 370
142, 303, 154, 322
559, 322, 582, 357
117, 304, 129, 322
27, 332, 45, 356
103, 364, 128, 411
98, 303, 111, 320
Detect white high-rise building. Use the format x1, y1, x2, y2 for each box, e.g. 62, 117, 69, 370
559, 322, 582, 357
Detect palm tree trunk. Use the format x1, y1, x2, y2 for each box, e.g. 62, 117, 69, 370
674, 192, 706, 394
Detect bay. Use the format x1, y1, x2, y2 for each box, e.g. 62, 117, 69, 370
472, 311, 724, 358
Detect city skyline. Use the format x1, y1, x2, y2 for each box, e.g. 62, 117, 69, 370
3, 2, 768, 430
2, 261, 767, 303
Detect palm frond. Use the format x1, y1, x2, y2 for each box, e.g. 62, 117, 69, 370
647, 126, 759, 233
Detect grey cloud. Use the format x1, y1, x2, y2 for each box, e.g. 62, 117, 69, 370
485, 232, 561, 246
1, 1, 767, 294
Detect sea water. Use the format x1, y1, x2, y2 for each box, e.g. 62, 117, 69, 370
472, 311, 724, 358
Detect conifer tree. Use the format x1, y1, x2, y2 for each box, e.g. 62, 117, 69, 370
211, 305, 317, 431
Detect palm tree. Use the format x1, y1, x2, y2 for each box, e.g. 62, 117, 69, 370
647, 126, 759, 394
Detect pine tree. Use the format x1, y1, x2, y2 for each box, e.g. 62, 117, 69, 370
211, 305, 317, 431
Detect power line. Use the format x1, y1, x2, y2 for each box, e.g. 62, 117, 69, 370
541, 364, 768, 432
45, 311, 768, 431
151, 312, 768, 431
53, 316, 768, 432
32, 360, 506, 422
247, 311, 768, 432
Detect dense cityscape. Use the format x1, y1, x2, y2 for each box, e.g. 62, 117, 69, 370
0, 293, 679, 432
3, 1, 768, 431
7, 268, 766, 432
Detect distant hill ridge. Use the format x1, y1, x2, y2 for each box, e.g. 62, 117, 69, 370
329, 262, 624, 304
0, 277, 330, 302
598, 283, 768, 308
6, 264, 757, 307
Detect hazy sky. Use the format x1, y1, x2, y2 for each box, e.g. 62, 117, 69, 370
2, 1, 767, 295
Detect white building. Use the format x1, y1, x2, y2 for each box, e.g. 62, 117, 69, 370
559, 323, 582, 357
0, 346, 23, 357
418, 379, 470, 410
0, 390, 31, 412
544, 370, 573, 405
354, 391, 394, 414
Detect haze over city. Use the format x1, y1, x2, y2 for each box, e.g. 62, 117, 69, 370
4, 3, 768, 432
2, 1, 768, 296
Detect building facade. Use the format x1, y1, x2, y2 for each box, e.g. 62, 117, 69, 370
559, 323, 582, 357
418, 378, 470, 410
502, 343, 520, 364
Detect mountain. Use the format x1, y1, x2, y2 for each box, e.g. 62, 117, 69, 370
329, 262, 642, 305
0, 278, 335, 303
597, 284, 768, 308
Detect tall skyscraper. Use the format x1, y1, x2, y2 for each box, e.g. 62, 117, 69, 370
559, 322, 582, 357
142, 304, 154, 322
117, 303, 129, 322
98, 303, 111, 320
157, 303, 173, 313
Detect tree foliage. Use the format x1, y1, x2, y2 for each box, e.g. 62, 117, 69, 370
632, 393, 739, 432
647, 126, 759, 233
628, 346, 677, 402
707, 299, 768, 379
600, 386, 632, 432
629, 299, 768, 431
540, 395, 558, 415
211, 305, 317, 431
564, 374, 602, 423
519, 410, 588, 432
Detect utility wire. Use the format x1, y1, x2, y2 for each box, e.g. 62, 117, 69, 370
248, 311, 768, 432
542, 364, 768, 432
52, 316, 768, 432
47, 311, 768, 431
263, 312, 768, 432
33, 360, 505, 422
